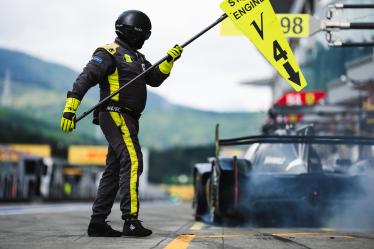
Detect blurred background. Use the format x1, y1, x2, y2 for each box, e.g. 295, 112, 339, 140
0, 0, 373, 203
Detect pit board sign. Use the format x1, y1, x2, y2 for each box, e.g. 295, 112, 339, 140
220, 0, 307, 91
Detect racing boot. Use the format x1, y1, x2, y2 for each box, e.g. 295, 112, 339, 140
122, 218, 152, 237
87, 221, 122, 237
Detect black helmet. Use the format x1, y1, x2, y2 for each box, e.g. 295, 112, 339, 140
115, 10, 152, 50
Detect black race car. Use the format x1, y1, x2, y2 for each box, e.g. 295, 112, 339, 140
193, 125, 374, 226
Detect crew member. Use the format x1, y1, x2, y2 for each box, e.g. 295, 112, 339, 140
60, 10, 183, 237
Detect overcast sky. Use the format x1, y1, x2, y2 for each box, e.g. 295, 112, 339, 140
0, 0, 273, 112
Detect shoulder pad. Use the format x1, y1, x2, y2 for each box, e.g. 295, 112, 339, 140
99, 43, 119, 55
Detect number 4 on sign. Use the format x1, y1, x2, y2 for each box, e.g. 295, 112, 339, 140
220, 0, 307, 91
273, 40, 301, 86
273, 40, 288, 61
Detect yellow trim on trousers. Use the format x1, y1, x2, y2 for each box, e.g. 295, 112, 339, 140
109, 112, 139, 216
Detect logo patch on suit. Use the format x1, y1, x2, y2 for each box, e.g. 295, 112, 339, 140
124, 54, 133, 63
91, 56, 103, 63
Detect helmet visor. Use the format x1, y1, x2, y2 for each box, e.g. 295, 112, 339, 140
117, 24, 151, 40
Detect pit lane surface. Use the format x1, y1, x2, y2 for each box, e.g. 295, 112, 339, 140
0, 201, 373, 249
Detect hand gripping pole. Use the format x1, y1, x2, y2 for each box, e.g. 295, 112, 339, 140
76, 14, 228, 123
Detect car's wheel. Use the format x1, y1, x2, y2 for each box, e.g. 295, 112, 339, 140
207, 165, 222, 224
194, 174, 207, 221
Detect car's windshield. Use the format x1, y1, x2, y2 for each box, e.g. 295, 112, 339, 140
252, 143, 299, 173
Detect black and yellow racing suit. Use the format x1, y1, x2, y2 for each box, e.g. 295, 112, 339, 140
67, 38, 169, 221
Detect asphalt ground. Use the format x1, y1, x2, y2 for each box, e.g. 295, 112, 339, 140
0, 201, 373, 249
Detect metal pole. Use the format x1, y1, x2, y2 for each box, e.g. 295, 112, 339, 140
335, 3, 374, 9
350, 23, 374, 29
340, 43, 374, 47
324, 21, 374, 30
76, 13, 228, 123
327, 3, 374, 19
329, 42, 374, 47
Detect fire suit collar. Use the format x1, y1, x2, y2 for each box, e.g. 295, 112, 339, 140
115, 37, 146, 60
115, 37, 137, 53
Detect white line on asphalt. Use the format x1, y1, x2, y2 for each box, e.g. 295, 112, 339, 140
190, 222, 204, 230
0, 203, 91, 215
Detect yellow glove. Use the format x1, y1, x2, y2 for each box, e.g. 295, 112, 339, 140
159, 45, 183, 75
60, 97, 80, 133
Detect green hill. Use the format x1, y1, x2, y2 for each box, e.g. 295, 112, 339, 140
0, 106, 101, 146
0, 48, 77, 91
141, 107, 264, 149
0, 48, 265, 149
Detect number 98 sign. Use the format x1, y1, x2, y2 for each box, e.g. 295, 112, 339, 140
277, 14, 309, 38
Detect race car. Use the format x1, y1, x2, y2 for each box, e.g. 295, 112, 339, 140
193, 125, 374, 226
